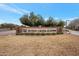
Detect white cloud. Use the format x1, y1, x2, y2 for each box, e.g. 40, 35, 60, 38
0, 4, 30, 15
44, 17, 48, 20
68, 17, 79, 20
63, 17, 79, 22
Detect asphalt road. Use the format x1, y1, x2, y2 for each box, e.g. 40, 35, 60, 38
0, 30, 16, 36
69, 30, 79, 36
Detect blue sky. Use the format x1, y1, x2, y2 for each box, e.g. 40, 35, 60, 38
0, 3, 79, 25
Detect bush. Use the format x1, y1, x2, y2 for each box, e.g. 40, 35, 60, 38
16, 32, 63, 35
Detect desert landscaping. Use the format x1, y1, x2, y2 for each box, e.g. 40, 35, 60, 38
0, 34, 79, 56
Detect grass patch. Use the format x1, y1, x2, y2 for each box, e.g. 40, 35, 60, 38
0, 34, 79, 56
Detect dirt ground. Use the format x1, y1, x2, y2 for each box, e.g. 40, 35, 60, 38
0, 34, 79, 56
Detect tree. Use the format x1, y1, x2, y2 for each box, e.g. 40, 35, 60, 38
36, 15, 45, 26
20, 12, 39, 27
45, 16, 54, 27
57, 20, 65, 27
20, 15, 31, 26
20, 12, 44, 27
0, 23, 18, 30
20, 12, 65, 27
29, 12, 38, 26
68, 18, 79, 30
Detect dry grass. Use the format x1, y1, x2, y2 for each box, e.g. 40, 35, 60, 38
0, 34, 79, 56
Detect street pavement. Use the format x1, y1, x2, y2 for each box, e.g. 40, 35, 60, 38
69, 30, 79, 36
0, 30, 16, 36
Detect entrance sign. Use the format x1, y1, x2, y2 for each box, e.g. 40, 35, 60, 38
21, 27, 57, 34
16, 27, 63, 35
